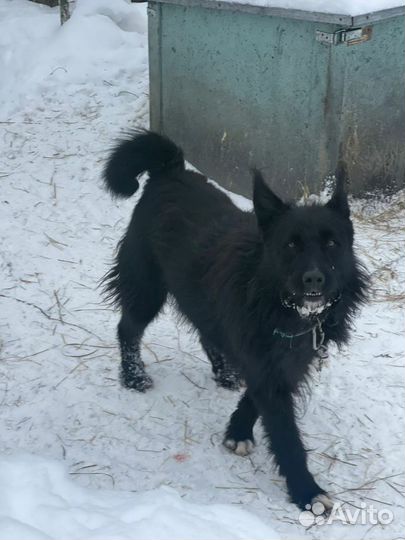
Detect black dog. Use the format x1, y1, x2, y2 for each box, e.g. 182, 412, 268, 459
103, 131, 367, 510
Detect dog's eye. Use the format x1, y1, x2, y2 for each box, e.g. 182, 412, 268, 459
326, 239, 336, 247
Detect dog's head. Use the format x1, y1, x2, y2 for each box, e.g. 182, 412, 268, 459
253, 163, 356, 319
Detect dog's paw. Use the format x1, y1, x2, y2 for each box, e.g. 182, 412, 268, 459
310, 493, 334, 513
223, 438, 254, 456
121, 372, 154, 392
291, 485, 334, 512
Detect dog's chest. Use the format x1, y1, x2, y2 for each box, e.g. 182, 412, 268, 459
271, 338, 319, 388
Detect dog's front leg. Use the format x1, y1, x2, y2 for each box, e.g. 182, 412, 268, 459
253, 386, 331, 510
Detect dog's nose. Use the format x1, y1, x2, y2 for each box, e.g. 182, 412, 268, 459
302, 269, 325, 293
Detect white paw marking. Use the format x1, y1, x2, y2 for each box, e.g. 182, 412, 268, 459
224, 439, 254, 456
223, 438, 236, 450
311, 493, 334, 512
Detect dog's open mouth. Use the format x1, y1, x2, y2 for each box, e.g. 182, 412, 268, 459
298, 294, 326, 317
282, 293, 335, 318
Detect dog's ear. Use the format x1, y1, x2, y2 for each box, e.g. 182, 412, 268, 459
252, 169, 288, 232
326, 160, 350, 218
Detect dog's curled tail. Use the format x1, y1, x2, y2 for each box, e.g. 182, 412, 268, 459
103, 130, 185, 198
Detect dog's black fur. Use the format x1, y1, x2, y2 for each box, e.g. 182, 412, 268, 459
103, 130, 368, 509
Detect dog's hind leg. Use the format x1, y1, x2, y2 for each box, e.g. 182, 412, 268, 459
113, 242, 167, 392
224, 391, 258, 455
118, 309, 155, 392
200, 337, 242, 390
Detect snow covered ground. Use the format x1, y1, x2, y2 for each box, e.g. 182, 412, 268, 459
0, 1, 404, 539
0, 454, 279, 540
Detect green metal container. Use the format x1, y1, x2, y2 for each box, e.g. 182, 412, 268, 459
148, 0, 405, 198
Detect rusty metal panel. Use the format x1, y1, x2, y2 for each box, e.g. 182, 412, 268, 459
148, 0, 405, 197
337, 16, 405, 194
